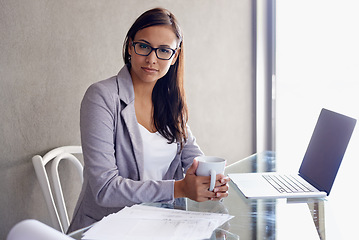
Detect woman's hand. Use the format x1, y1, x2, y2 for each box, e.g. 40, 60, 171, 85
212, 174, 230, 201
174, 159, 230, 202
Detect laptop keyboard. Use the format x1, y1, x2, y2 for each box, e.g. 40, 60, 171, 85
262, 174, 314, 193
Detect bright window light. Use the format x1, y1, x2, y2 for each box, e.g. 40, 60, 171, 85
277, 1, 359, 236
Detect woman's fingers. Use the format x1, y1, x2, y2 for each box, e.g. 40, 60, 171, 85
211, 175, 229, 201
214, 184, 229, 193
215, 175, 230, 185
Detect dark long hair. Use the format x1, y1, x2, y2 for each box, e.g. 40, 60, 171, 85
123, 8, 188, 148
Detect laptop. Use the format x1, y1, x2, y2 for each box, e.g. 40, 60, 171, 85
228, 108, 356, 199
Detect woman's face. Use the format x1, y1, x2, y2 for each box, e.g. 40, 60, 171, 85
128, 25, 179, 85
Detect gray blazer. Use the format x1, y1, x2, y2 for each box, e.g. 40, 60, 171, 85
68, 65, 203, 232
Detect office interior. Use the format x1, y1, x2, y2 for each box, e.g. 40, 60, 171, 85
1, 0, 359, 239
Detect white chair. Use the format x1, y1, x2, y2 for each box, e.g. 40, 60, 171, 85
32, 146, 83, 233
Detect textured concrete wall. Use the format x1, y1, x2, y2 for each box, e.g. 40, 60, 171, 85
0, 0, 254, 237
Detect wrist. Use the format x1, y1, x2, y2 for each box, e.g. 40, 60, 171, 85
174, 179, 186, 199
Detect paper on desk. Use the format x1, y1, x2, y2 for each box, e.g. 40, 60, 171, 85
7, 219, 73, 240
82, 204, 234, 240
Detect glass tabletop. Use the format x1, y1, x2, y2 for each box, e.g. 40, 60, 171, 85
70, 152, 346, 240
186, 152, 325, 240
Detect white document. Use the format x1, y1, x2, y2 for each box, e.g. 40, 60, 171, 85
82, 205, 233, 240
7, 219, 74, 240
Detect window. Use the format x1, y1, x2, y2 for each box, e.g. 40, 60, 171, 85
276, 1, 359, 237
276, 0, 359, 170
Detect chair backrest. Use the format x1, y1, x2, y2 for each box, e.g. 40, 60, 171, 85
32, 146, 83, 233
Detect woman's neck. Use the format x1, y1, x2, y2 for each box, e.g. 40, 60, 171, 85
131, 70, 156, 100
131, 72, 157, 132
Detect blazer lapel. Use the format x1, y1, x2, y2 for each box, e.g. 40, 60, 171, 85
117, 65, 144, 180
121, 103, 144, 180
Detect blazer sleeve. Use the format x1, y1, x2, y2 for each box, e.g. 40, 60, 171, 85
80, 82, 174, 208
181, 126, 204, 172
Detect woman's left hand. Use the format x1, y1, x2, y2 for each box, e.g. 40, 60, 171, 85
211, 174, 230, 201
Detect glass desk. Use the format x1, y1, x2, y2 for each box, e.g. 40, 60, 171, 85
70, 152, 352, 239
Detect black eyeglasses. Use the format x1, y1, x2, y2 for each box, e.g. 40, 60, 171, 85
132, 42, 177, 60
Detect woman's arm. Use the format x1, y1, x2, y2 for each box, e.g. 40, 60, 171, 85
176, 126, 229, 201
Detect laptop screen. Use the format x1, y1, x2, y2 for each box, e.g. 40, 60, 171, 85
299, 108, 356, 195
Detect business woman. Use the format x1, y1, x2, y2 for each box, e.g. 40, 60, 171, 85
68, 8, 229, 232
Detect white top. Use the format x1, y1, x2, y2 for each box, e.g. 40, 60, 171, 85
138, 123, 177, 181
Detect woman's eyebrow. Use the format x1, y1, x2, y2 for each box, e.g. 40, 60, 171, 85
136, 39, 172, 48
136, 39, 151, 45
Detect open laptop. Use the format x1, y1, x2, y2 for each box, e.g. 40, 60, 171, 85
228, 108, 356, 199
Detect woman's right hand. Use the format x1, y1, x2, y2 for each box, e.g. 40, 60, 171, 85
174, 159, 229, 202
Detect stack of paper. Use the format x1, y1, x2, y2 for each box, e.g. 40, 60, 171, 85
82, 204, 234, 240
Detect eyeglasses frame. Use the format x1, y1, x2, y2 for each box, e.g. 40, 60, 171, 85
131, 41, 177, 60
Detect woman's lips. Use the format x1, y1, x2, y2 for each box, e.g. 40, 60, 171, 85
141, 67, 158, 73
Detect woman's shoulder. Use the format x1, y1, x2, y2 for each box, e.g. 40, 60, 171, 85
83, 66, 134, 110
87, 65, 132, 99
81, 77, 118, 108
88, 76, 118, 94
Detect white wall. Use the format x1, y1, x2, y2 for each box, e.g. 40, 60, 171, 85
0, 0, 255, 237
